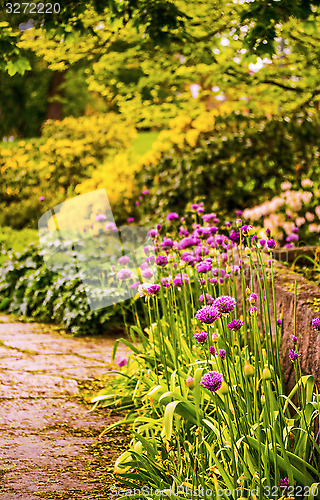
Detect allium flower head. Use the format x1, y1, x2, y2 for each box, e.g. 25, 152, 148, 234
173, 273, 189, 287
117, 268, 133, 280
200, 371, 223, 392
138, 283, 160, 297
38, 196, 45, 202
209, 346, 216, 355
289, 349, 301, 362
213, 295, 236, 315
248, 293, 257, 304
280, 477, 289, 488
161, 238, 174, 250
219, 349, 226, 360
118, 256, 130, 266
166, 212, 179, 221
142, 268, 153, 279
195, 306, 220, 324
116, 357, 128, 367
127, 217, 135, 223
196, 261, 212, 273
227, 319, 243, 331
105, 222, 118, 232
193, 331, 208, 344
199, 293, 214, 305
267, 239, 276, 249
292, 335, 297, 343
277, 319, 282, 326
95, 213, 107, 221
312, 318, 320, 331
156, 255, 168, 266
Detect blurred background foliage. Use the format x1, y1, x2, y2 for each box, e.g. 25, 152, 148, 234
0, 0, 320, 230
0, 0, 320, 332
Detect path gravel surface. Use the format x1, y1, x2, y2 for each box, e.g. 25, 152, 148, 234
0, 316, 131, 499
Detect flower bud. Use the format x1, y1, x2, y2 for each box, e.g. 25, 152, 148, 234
262, 365, 272, 380
186, 376, 195, 389
245, 247, 251, 255
218, 380, 229, 395
246, 287, 251, 296
261, 394, 265, 405
226, 264, 231, 273
243, 362, 254, 377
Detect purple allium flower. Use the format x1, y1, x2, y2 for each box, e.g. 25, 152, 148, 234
286, 233, 299, 243
136, 201, 140, 206
116, 357, 128, 367
95, 213, 107, 222
38, 196, 45, 202
292, 226, 299, 234
142, 189, 150, 195
148, 229, 158, 237
142, 268, 153, 279
292, 335, 297, 343
166, 212, 179, 221
209, 226, 219, 235
209, 346, 216, 355
127, 217, 135, 223
219, 349, 226, 360
195, 306, 220, 324
259, 239, 266, 248
289, 348, 301, 362
173, 273, 189, 287
226, 222, 231, 228
311, 318, 320, 331
213, 295, 236, 314
227, 319, 243, 331
130, 281, 140, 289
267, 239, 276, 249
200, 371, 223, 392
194, 245, 210, 256
277, 319, 282, 326
179, 236, 200, 249
118, 255, 130, 266
229, 230, 241, 244
117, 268, 133, 280
266, 228, 271, 236
147, 284, 161, 295
196, 261, 212, 273
105, 222, 118, 232
193, 331, 208, 344
156, 255, 168, 266
248, 293, 258, 304
202, 213, 216, 222
280, 477, 289, 488
197, 207, 204, 214
199, 293, 214, 305
236, 210, 243, 217
240, 224, 252, 236
161, 238, 174, 250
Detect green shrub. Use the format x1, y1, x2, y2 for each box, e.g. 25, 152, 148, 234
135, 110, 320, 223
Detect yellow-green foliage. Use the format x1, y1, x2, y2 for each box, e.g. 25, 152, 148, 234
0, 114, 136, 228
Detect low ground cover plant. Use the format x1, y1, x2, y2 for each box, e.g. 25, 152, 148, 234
93, 207, 320, 499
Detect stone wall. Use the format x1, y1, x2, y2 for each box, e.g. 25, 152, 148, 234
238, 259, 320, 393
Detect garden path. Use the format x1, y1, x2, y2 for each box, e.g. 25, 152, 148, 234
0, 315, 130, 500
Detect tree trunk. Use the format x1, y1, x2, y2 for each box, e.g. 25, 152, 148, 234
46, 71, 66, 121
